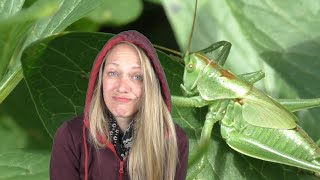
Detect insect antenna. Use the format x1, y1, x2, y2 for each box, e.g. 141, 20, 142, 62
153, 44, 184, 64
153, 44, 182, 57
185, 0, 198, 56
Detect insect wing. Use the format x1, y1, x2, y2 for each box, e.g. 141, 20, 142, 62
198, 69, 251, 101
241, 89, 297, 129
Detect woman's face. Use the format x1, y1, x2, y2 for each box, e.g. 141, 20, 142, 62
103, 43, 143, 121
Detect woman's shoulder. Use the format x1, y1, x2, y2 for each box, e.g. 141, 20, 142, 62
57, 114, 84, 132
53, 114, 85, 146
50, 114, 86, 178
174, 123, 189, 176
174, 124, 188, 144
62, 114, 84, 130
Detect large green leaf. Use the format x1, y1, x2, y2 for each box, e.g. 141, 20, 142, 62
21, 32, 185, 137
22, 32, 320, 179
0, 115, 28, 151
0, 79, 52, 150
87, 0, 142, 26
0, 0, 59, 103
224, 0, 320, 140
162, 0, 320, 138
0, 0, 24, 18
162, 0, 286, 91
0, 0, 105, 103
162, 0, 320, 179
0, 150, 50, 180
21, 32, 109, 136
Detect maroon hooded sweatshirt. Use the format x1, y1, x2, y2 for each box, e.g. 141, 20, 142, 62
50, 30, 189, 180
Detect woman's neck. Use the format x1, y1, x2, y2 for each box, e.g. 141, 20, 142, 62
115, 117, 132, 132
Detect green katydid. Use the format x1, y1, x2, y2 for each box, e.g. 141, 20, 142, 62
157, 0, 320, 175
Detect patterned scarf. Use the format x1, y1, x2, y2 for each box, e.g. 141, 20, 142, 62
107, 111, 134, 160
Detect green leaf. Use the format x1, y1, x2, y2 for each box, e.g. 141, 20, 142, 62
224, 0, 320, 140
162, 0, 320, 179
0, 0, 59, 78
87, 0, 142, 26
21, 32, 186, 137
163, 0, 320, 137
0, 0, 59, 103
24, 0, 105, 44
187, 125, 319, 180
0, 0, 105, 103
0, 115, 28, 151
0, 0, 24, 18
21, 32, 111, 136
145, 0, 162, 5
0, 150, 50, 180
162, 0, 272, 85
21, 31, 320, 179
65, 17, 100, 32
0, 79, 52, 150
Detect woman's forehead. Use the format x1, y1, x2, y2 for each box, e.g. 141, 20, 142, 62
106, 44, 140, 64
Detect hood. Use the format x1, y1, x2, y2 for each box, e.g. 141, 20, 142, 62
82, 31, 172, 180
83, 30, 172, 128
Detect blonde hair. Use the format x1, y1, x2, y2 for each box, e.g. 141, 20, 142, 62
89, 42, 178, 180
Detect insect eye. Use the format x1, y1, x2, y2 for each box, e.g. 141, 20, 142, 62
186, 63, 195, 72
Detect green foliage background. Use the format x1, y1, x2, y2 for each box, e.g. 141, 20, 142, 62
1, 0, 320, 179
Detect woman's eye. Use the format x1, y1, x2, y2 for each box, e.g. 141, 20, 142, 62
107, 71, 118, 77
133, 75, 143, 81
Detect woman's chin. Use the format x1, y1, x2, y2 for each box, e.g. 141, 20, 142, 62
113, 108, 135, 119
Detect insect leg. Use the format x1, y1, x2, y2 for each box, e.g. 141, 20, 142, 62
171, 95, 210, 108
200, 100, 230, 143
278, 98, 320, 112
197, 41, 232, 66
238, 70, 265, 84
188, 100, 229, 167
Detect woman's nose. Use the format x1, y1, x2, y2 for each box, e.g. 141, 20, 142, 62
117, 77, 130, 93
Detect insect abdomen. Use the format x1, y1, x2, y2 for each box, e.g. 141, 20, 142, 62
221, 124, 320, 172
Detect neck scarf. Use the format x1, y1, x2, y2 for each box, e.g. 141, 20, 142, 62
107, 111, 134, 160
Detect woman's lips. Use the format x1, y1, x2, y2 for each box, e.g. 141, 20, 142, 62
113, 96, 131, 103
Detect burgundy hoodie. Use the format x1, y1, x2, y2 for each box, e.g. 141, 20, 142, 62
50, 30, 189, 180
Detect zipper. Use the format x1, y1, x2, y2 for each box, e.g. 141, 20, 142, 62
119, 161, 124, 180
107, 142, 126, 180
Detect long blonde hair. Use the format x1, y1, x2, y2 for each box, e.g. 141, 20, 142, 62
89, 42, 178, 180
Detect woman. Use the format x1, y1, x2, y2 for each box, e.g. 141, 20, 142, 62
50, 30, 189, 180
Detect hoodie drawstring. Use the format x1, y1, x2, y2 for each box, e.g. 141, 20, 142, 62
83, 125, 89, 180
83, 125, 125, 180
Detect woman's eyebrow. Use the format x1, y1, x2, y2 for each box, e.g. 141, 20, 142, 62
105, 62, 141, 69
105, 62, 119, 66
131, 66, 141, 69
